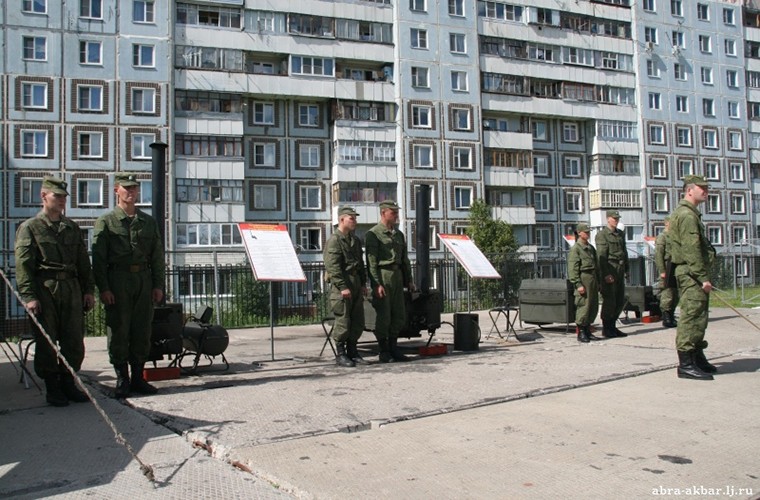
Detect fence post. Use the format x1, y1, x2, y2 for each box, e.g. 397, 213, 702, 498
213, 250, 222, 325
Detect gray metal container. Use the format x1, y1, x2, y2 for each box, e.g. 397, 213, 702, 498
624, 286, 661, 318
518, 279, 576, 326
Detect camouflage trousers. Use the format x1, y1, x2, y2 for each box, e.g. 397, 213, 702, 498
675, 273, 709, 352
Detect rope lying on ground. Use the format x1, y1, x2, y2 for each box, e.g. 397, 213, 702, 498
711, 287, 760, 332
0, 268, 156, 483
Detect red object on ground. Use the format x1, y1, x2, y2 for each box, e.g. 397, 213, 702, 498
143, 366, 181, 381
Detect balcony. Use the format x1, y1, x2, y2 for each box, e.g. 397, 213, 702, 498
175, 115, 244, 136
483, 130, 533, 150
484, 166, 534, 189
491, 206, 536, 226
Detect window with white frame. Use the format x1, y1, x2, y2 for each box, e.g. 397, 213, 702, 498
676, 126, 692, 147
22, 130, 48, 157
651, 158, 666, 178
564, 47, 594, 66
450, 33, 466, 53
133, 1, 155, 23
78, 131, 103, 158
532, 120, 548, 141
649, 124, 665, 145
131, 87, 155, 114
77, 85, 102, 112
411, 66, 430, 88
136, 180, 152, 205
701, 67, 713, 85
291, 56, 334, 77
451, 71, 468, 92
728, 131, 742, 151
565, 191, 582, 213
707, 194, 721, 213
702, 98, 715, 117
253, 102, 274, 125
646, 60, 660, 78
642, 0, 655, 12
727, 101, 739, 119
299, 144, 320, 168
449, 0, 464, 16
731, 193, 746, 214
453, 147, 472, 169
730, 163, 744, 181
80, 0, 102, 19
452, 108, 471, 131
648, 92, 661, 110
411, 28, 427, 49
534, 190, 550, 212
22, 36, 46, 60
253, 184, 277, 209
535, 227, 551, 248
671, 31, 684, 48
705, 161, 719, 180
733, 226, 746, 245
644, 27, 658, 44
697, 3, 709, 21
725, 39, 737, 57
410, 0, 426, 12
533, 154, 549, 176
131, 133, 153, 159
20, 178, 44, 206
21, 82, 47, 109
412, 105, 432, 128
699, 35, 711, 53
132, 44, 154, 67
454, 186, 472, 209
253, 142, 276, 167
674, 63, 686, 80
676, 95, 688, 112
176, 223, 242, 247
703, 129, 717, 149
413, 144, 433, 168
299, 227, 322, 251
79, 41, 101, 65
707, 226, 721, 245
679, 159, 694, 177
564, 156, 581, 177
77, 179, 102, 206
299, 185, 321, 210
23, 0, 47, 14
653, 191, 668, 212
723, 7, 735, 25
562, 122, 579, 142
671, 0, 682, 16
298, 104, 319, 127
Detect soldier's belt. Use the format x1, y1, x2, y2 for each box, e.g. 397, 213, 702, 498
38, 270, 77, 280
379, 264, 400, 270
109, 263, 149, 273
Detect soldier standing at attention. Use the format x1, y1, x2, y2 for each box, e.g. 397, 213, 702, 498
365, 200, 415, 363
568, 223, 602, 343
668, 175, 717, 381
655, 217, 679, 328
92, 173, 165, 398
15, 176, 96, 406
324, 206, 368, 367
596, 209, 629, 338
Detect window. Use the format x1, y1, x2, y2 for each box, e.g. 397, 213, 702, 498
78, 85, 102, 112
298, 104, 319, 127
651, 158, 666, 178
705, 161, 719, 180
177, 4, 242, 28
253, 142, 276, 166
648, 92, 661, 110
411, 67, 429, 88
413, 144, 433, 168
565, 192, 582, 213
253, 184, 277, 209
723, 7, 735, 25
671, 0, 682, 16
22, 36, 46, 61
534, 191, 550, 212
131, 133, 154, 159
676, 126, 691, 147
410, 0, 426, 12
562, 122, 579, 142
291, 56, 334, 77
453, 147, 472, 169
707, 227, 721, 245
449, 0, 464, 16
646, 60, 660, 78
644, 27, 658, 44
177, 224, 242, 247
79, 41, 101, 65
20, 178, 44, 206
299, 144, 320, 168
80, 0, 103, 19
731, 194, 745, 214
21, 82, 47, 109
564, 156, 581, 178
454, 186, 473, 209
452, 108, 471, 131
133, 1, 155, 23
654, 192, 668, 212
703, 129, 717, 149
451, 71, 468, 92
176, 179, 243, 203
702, 98, 715, 117
730, 163, 744, 182
642, 0, 655, 12
412, 105, 432, 128
299, 228, 322, 251
726, 70, 738, 88
733, 227, 746, 246
253, 102, 274, 125
532, 120, 548, 141
725, 39, 736, 57
132, 44, 155, 67
729, 101, 741, 119
136, 180, 152, 205
450, 33, 466, 54
78, 132, 103, 158
701, 67, 713, 85
728, 131, 742, 151
697, 3, 709, 21
131, 87, 155, 114
23, 0, 46, 14
299, 185, 322, 210
707, 194, 721, 213
699, 35, 711, 53
678, 159, 694, 178
676, 95, 688, 113
535, 227, 551, 248
649, 124, 665, 145
671, 31, 684, 48
77, 179, 102, 205
674, 63, 686, 81
411, 28, 427, 49
533, 155, 549, 176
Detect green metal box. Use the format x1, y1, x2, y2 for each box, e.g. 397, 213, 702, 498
518, 279, 576, 326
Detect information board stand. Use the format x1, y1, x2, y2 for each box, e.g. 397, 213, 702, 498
239, 223, 306, 361
438, 234, 501, 311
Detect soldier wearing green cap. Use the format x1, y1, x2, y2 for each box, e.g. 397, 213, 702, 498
15, 176, 96, 406
668, 174, 717, 380
568, 223, 602, 343
655, 216, 679, 328
324, 206, 367, 367
365, 200, 415, 362
92, 172, 165, 397
595, 209, 629, 338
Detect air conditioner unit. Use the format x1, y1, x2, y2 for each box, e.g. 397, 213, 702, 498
672, 46, 681, 56
645, 41, 654, 51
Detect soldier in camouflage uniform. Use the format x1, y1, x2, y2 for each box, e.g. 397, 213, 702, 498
324, 206, 367, 367
655, 217, 679, 328
92, 173, 165, 398
15, 176, 96, 406
365, 200, 415, 363
568, 223, 602, 343
668, 175, 717, 380
596, 209, 629, 338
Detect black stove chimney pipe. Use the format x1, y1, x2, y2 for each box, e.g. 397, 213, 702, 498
415, 184, 431, 293
150, 142, 168, 248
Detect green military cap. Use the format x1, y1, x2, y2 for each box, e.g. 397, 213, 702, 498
41, 176, 69, 195
379, 200, 400, 211
606, 210, 621, 219
338, 206, 359, 217
683, 174, 708, 187
575, 223, 591, 233
115, 172, 140, 187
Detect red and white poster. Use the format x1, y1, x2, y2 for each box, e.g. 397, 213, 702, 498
238, 223, 306, 282
438, 234, 501, 279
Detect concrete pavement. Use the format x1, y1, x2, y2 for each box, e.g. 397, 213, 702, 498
1, 308, 759, 499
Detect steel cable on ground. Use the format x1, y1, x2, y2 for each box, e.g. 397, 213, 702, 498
0, 268, 156, 483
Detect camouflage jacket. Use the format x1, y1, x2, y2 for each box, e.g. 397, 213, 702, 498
595, 226, 629, 276
323, 229, 366, 291
669, 200, 716, 284
568, 240, 600, 290
364, 223, 412, 288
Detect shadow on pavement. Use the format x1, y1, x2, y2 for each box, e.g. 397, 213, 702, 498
713, 357, 760, 374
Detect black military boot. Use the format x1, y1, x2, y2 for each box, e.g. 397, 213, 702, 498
612, 320, 628, 337
114, 364, 131, 398
695, 349, 717, 374
677, 351, 714, 380
577, 325, 590, 343
585, 326, 602, 341
602, 320, 618, 338
60, 372, 89, 403
389, 337, 410, 362
377, 338, 394, 363
347, 341, 369, 365
44, 374, 69, 407
130, 363, 158, 395
335, 342, 356, 367
662, 311, 677, 328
